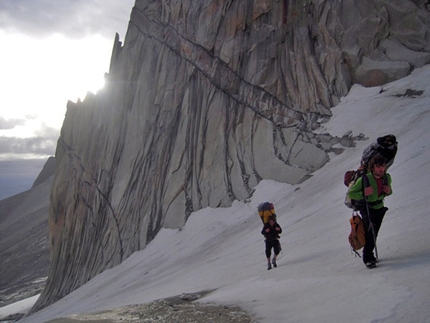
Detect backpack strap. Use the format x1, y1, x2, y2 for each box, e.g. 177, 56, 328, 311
362, 174, 370, 188
361, 174, 383, 206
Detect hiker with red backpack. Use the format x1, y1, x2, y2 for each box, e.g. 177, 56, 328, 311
261, 215, 282, 270
347, 153, 392, 268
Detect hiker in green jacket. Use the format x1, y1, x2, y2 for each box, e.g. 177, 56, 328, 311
348, 153, 392, 268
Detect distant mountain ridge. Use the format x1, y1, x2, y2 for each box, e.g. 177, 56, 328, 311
0, 157, 55, 308
30, 0, 430, 313
31, 157, 56, 189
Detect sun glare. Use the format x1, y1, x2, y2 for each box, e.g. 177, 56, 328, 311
0, 32, 113, 137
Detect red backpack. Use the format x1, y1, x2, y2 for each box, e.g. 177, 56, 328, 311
348, 212, 366, 257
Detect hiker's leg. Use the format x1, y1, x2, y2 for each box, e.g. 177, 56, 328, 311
361, 210, 375, 263
265, 240, 272, 259
271, 240, 280, 267
265, 240, 273, 269
363, 227, 375, 263
372, 207, 388, 239
273, 240, 280, 259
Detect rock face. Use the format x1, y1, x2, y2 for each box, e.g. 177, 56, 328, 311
31, 0, 430, 312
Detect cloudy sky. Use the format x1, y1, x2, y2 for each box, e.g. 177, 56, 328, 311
0, 0, 135, 199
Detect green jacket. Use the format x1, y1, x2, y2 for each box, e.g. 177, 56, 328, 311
348, 172, 392, 210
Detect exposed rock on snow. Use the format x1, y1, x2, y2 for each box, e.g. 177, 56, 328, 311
45, 293, 253, 323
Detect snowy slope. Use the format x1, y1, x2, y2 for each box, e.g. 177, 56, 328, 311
15, 65, 430, 323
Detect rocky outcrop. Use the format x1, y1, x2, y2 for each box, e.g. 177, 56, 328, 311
45, 293, 253, 323
31, 0, 430, 312
31, 156, 55, 189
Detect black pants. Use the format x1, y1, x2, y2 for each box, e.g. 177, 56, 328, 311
265, 239, 281, 258
360, 207, 388, 263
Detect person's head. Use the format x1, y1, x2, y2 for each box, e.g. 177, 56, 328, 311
268, 216, 276, 224
369, 153, 387, 178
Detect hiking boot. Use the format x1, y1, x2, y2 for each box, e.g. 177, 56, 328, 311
365, 261, 377, 269
370, 255, 379, 263
271, 259, 277, 268
267, 262, 272, 270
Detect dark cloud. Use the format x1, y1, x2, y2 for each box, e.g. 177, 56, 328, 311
0, 136, 56, 156
0, 124, 59, 157
0, 0, 134, 39
0, 116, 26, 130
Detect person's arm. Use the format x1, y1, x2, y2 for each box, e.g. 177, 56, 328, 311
348, 176, 365, 201
382, 174, 393, 196
261, 224, 269, 236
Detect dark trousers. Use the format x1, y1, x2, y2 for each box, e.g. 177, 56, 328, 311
265, 239, 281, 258
361, 207, 388, 263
